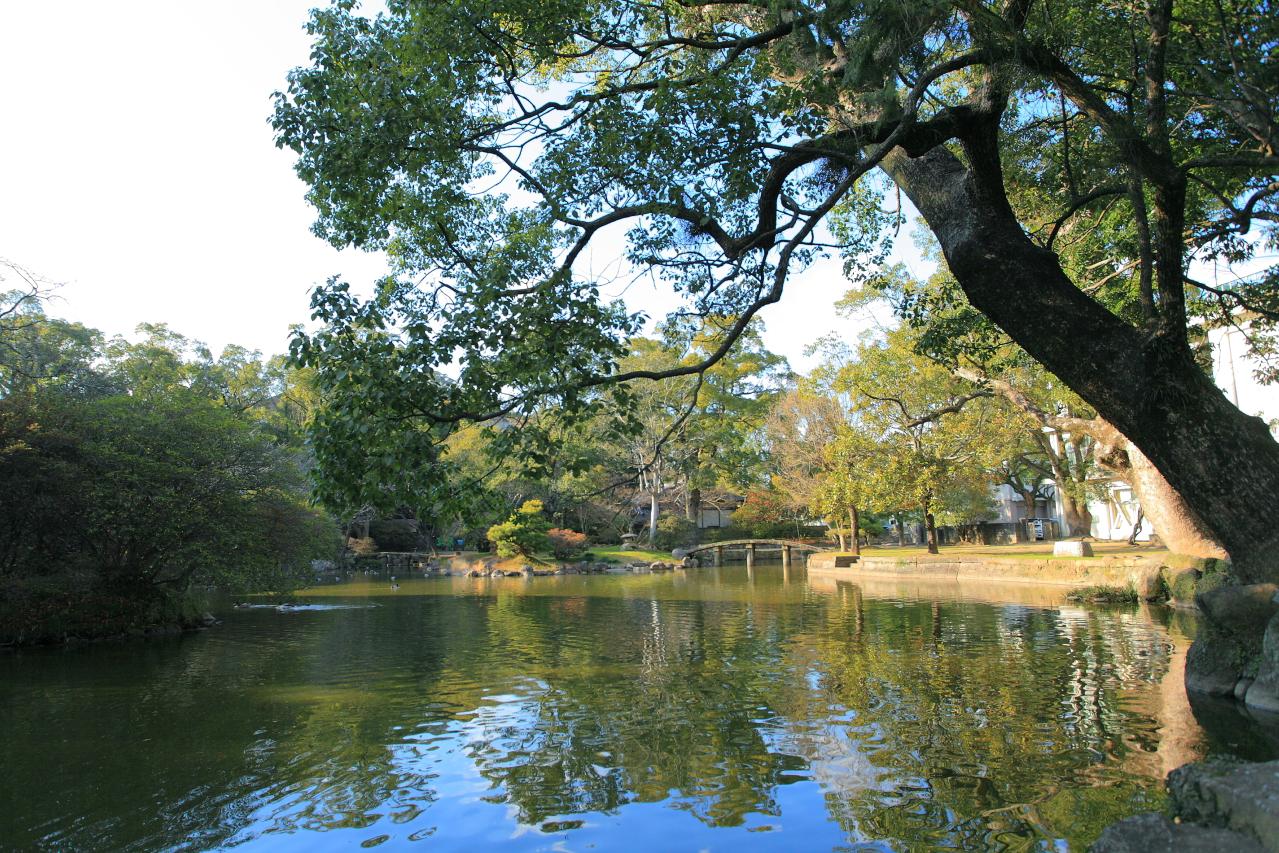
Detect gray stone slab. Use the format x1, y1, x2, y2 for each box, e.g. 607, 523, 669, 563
1089, 813, 1264, 852
1054, 539, 1094, 557
1169, 759, 1279, 851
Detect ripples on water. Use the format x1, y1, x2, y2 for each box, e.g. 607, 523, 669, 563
2, 566, 1276, 851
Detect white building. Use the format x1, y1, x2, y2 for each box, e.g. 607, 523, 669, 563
1086, 481, 1147, 543
987, 326, 1276, 543
1086, 321, 1277, 542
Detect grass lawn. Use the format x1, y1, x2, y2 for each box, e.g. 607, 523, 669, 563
586, 545, 674, 563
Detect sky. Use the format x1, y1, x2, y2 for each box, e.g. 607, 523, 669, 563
0, 1, 914, 375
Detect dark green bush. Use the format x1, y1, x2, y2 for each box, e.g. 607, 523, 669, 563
1065, 584, 1139, 604
369, 519, 420, 552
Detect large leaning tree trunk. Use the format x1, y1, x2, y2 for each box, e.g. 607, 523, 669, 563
887, 140, 1277, 582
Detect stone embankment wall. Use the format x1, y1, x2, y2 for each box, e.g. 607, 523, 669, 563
808, 552, 1166, 596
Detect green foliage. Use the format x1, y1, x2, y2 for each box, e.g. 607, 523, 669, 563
272, 0, 1278, 411
819, 327, 1019, 529
487, 499, 552, 558
0, 301, 339, 641
1065, 585, 1139, 605
1, 284, 107, 398
268, 0, 1279, 578
3, 390, 334, 593
0, 574, 209, 646
652, 515, 695, 551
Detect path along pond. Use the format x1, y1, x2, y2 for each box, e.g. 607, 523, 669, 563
3, 564, 1278, 851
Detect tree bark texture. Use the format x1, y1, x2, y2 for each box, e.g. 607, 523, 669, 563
648, 491, 659, 548
922, 493, 939, 554
1095, 437, 1230, 559
1059, 493, 1092, 538
885, 145, 1279, 582
687, 486, 702, 546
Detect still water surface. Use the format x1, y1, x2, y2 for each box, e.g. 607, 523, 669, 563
3, 565, 1277, 851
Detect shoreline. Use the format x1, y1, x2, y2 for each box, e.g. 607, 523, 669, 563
807, 551, 1171, 597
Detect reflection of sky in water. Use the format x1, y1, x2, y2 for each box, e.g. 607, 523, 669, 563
2, 566, 1276, 851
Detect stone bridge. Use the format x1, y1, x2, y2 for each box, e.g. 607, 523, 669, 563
675, 539, 832, 568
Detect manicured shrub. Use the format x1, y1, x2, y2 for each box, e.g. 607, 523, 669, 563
547, 528, 588, 559
654, 515, 695, 550
487, 500, 551, 558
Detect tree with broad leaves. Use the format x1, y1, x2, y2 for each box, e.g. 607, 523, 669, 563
819, 326, 1015, 553
275, 0, 1279, 581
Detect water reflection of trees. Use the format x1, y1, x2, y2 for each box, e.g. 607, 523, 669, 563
458, 580, 1192, 848
4, 575, 1251, 850
465, 591, 808, 827
766, 585, 1181, 848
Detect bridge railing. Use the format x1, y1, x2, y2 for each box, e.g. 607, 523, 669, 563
679, 539, 830, 555
675, 539, 832, 567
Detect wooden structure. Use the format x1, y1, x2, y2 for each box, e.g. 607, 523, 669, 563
679, 539, 830, 569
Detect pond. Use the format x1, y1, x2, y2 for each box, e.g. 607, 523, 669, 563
3, 565, 1276, 851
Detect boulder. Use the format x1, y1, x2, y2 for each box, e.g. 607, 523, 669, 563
1168, 759, 1279, 850
671, 547, 690, 559
1186, 583, 1279, 697
1089, 813, 1263, 853
1053, 539, 1094, 557
1090, 759, 1279, 852
1245, 606, 1279, 713
1197, 584, 1279, 637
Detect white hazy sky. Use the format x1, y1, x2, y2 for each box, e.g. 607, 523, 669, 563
0, 1, 919, 374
